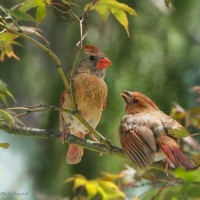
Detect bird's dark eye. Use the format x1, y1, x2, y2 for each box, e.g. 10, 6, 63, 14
89, 55, 95, 61
132, 98, 139, 104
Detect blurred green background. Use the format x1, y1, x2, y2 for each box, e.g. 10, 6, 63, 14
0, 0, 200, 199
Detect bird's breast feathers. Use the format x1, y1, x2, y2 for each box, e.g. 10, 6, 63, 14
72, 74, 108, 110
61, 74, 107, 128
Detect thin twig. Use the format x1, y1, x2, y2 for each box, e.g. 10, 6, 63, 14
70, 48, 81, 78
69, 9, 88, 48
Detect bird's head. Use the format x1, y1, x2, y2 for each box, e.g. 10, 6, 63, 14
77, 45, 112, 78
121, 91, 159, 114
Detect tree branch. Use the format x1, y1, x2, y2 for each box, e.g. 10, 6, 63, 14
0, 122, 125, 158
3, 105, 166, 171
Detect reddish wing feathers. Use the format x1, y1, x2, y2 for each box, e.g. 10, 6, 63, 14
120, 128, 155, 168
158, 136, 195, 170
60, 90, 67, 108
103, 100, 107, 111
66, 132, 85, 164
67, 144, 83, 164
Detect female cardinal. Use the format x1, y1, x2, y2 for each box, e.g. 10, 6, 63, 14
119, 91, 198, 171
59, 45, 111, 164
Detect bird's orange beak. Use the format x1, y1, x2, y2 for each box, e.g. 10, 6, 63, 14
121, 91, 132, 104
96, 57, 112, 69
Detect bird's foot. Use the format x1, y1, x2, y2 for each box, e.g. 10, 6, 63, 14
89, 132, 100, 143
163, 159, 174, 175
60, 128, 68, 144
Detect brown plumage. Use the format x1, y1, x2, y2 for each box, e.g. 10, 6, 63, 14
119, 91, 198, 171
60, 45, 111, 164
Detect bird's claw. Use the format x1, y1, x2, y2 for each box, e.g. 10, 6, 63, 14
60, 128, 68, 144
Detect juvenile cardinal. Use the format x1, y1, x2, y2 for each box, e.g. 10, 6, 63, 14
59, 45, 111, 164
119, 91, 199, 171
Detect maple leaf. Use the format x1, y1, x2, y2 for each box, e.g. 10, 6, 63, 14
85, 0, 137, 37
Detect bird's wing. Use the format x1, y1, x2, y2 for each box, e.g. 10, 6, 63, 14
155, 111, 200, 151
158, 112, 190, 138
119, 123, 156, 168
156, 135, 195, 170
103, 99, 107, 111
59, 90, 67, 131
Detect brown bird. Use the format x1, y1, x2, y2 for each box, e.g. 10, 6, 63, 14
119, 91, 198, 171
59, 45, 111, 164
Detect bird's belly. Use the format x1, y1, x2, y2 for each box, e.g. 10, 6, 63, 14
62, 111, 101, 135
154, 151, 166, 162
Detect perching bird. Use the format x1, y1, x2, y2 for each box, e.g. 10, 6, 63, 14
119, 91, 198, 171
59, 45, 111, 164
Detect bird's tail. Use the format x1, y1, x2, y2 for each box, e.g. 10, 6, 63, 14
158, 136, 195, 170
66, 131, 85, 164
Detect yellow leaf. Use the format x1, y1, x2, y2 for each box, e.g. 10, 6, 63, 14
85, 0, 137, 37
93, 5, 110, 20
110, 7, 129, 36
99, 180, 125, 199
0, 143, 10, 149
85, 181, 98, 198
0, 32, 20, 61
99, 180, 119, 191
102, 172, 124, 181
73, 176, 88, 191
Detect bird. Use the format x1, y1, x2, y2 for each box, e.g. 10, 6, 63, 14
119, 91, 199, 171
59, 45, 112, 164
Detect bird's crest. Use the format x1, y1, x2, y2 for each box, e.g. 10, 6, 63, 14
133, 92, 159, 110
83, 45, 104, 56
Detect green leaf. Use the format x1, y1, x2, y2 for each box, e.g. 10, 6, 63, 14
140, 187, 159, 200
168, 126, 189, 138
6, 9, 35, 22
19, 0, 50, 23
36, 4, 46, 23
0, 109, 15, 128
19, 0, 41, 12
61, 0, 79, 7
175, 167, 200, 183
85, 0, 137, 37
0, 80, 16, 106
0, 143, 10, 149
180, 183, 200, 198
